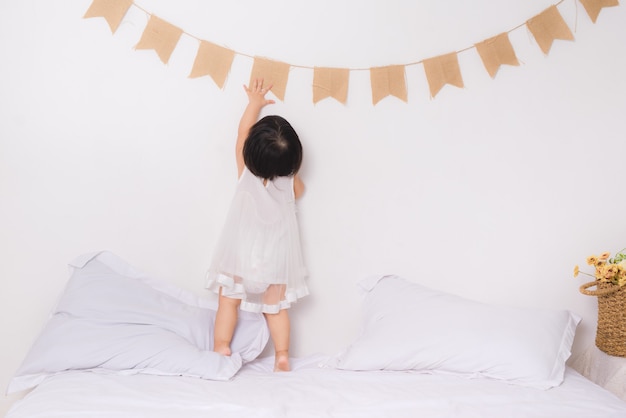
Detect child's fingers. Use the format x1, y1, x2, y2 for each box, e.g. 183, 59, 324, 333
259, 83, 274, 98
244, 79, 274, 103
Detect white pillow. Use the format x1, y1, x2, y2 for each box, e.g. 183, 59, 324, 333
329, 275, 580, 389
7, 251, 269, 394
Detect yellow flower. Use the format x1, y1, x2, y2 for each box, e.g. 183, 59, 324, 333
595, 264, 608, 281
576, 249, 626, 288
605, 265, 618, 279
599, 252, 611, 261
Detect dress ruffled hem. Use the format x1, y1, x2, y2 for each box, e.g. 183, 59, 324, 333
206, 273, 309, 314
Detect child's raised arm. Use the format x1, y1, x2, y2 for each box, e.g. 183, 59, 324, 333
235, 79, 275, 178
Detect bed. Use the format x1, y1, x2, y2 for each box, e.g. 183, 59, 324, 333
7, 356, 626, 418
6, 252, 626, 417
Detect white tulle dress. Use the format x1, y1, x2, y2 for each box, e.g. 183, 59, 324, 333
206, 167, 308, 313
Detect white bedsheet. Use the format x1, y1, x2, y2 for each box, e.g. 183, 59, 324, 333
7, 356, 626, 418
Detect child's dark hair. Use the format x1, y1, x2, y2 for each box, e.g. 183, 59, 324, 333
243, 115, 302, 180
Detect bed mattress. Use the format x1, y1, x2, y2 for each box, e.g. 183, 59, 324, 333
7, 355, 626, 418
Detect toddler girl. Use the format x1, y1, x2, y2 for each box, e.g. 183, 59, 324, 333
206, 79, 308, 372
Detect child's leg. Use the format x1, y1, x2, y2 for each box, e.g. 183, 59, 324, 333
264, 309, 290, 372
213, 290, 241, 356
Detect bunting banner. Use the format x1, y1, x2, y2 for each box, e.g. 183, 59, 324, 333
423, 53, 464, 98
134, 15, 183, 64
526, 5, 575, 55
189, 41, 235, 89
475, 33, 520, 79
370, 65, 408, 105
580, 0, 619, 22
313, 67, 350, 105
83, 0, 133, 33
83, 0, 619, 105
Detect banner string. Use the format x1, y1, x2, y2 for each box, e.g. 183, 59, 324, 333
129, 0, 567, 71
84, 0, 618, 102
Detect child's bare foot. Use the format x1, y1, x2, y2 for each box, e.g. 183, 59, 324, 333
274, 351, 290, 372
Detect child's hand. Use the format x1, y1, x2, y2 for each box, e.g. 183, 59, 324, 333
244, 78, 275, 108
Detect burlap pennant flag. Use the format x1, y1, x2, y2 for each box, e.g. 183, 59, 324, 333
475, 32, 520, 79
189, 41, 235, 89
83, 0, 133, 33
369, 65, 408, 105
526, 5, 574, 55
312, 67, 350, 104
249, 58, 290, 101
579, 0, 619, 23
135, 15, 183, 64
423, 53, 464, 98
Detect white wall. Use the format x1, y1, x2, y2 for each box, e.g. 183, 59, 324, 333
2, 0, 625, 412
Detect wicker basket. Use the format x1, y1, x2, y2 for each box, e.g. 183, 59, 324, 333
580, 281, 626, 357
